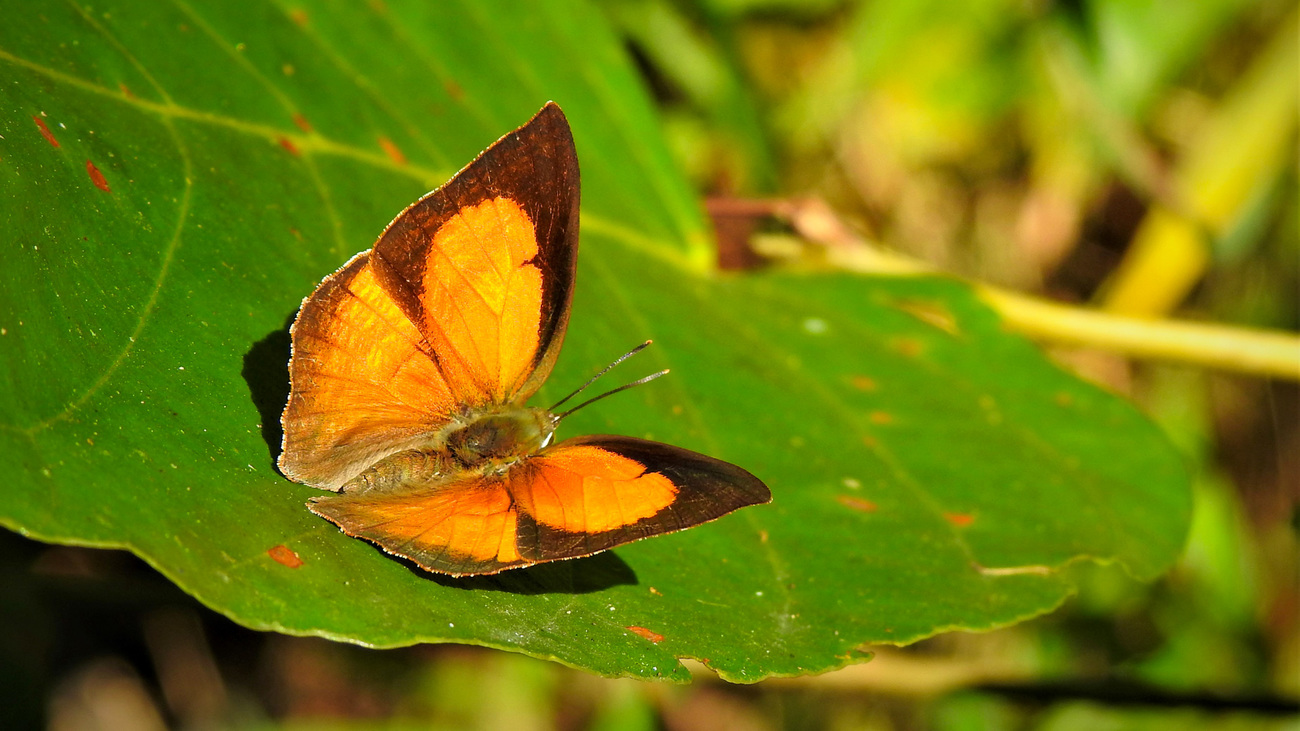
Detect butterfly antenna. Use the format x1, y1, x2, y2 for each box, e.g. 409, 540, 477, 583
549, 340, 654, 411
554, 369, 670, 421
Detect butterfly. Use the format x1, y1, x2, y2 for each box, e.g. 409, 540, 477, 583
278, 102, 770, 576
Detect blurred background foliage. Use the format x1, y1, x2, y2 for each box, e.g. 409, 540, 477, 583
6, 0, 1296, 728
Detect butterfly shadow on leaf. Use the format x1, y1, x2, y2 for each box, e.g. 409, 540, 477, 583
242, 315, 296, 475
391, 545, 640, 595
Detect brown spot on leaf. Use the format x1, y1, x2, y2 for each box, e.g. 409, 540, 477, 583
869, 411, 893, 425
85, 160, 110, 192
292, 113, 312, 133
837, 495, 877, 513
851, 375, 877, 392
288, 7, 309, 26
378, 135, 407, 165
862, 435, 878, 448
1055, 392, 1073, 407
33, 116, 59, 147
268, 544, 303, 568
648, 586, 662, 596
444, 79, 465, 101
119, 83, 136, 99
945, 513, 975, 527
758, 529, 769, 543
278, 136, 300, 156
627, 626, 664, 643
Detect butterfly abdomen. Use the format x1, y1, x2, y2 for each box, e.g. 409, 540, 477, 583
340, 449, 454, 494
335, 406, 556, 496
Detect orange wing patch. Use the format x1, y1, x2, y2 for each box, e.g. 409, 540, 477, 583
310, 478, 525, 574
518, 446, 678, 533
280, 255, 457, 490
421, 197, 542, 401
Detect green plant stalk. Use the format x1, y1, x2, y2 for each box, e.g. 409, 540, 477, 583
978, 288, 1300, 381
822, 245, 1300, 381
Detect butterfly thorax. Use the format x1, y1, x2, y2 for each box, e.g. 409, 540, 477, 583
339, 406, 556, 495
444, 406, 556, 468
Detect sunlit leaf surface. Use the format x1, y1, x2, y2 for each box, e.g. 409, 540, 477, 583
0, 0, 1189, 682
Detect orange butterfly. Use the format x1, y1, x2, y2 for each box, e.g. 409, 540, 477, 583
278, 103, 770, 576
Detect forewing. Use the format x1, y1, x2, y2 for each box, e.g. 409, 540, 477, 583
309, 476, 529, 577
279, 254, 457, 490
280, 103, 579, 489
509, 436, 772, 563
368, 102, 580, 404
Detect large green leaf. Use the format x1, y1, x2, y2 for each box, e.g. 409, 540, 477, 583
0, 0, 1189, 682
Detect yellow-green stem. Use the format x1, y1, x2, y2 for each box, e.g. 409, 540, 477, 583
979, 288, 1300, 381
823, 246, 1300, 381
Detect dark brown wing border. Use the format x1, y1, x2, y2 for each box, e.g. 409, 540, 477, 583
368, 102, 580, 400
516, 435, 772, 562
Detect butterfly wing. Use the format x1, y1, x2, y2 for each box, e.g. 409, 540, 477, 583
279, 103, 580, 490
308, 435, 770, 576
278, 253, 460, 490
367, 103, 580, 404
513, 436, 771, 563
309, 474, 529, 577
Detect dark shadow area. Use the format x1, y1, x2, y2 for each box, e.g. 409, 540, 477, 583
0, 531, 253, 729
386, 545, 638, 595
0, 531, 509, 728
976, 680, 1300, 715
242, 313, 297, 473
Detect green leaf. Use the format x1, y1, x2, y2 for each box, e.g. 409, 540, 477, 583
0, 0, 1189, 682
